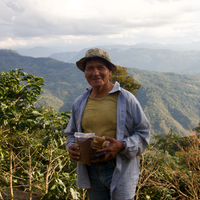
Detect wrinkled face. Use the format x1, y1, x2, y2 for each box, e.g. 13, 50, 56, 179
84, 59, 112, 89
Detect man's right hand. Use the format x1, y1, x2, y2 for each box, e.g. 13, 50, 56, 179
68, 144, 80, 163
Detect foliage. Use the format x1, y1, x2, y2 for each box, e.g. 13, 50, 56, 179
110, 65, 141, 95
136, 130, 200, 200
0, 69, 45, 200
0, 107, 80, 199
0, 69, 84, 200
153, 128, 181, 157
0, 69, 44, 131
194, 121, 200, 133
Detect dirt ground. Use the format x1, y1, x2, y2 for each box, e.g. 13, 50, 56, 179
1, 188, 43, 200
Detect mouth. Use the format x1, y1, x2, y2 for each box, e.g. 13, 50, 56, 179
92, 77, 101, 81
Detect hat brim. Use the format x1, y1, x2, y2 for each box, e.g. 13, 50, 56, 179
76, 56, 117, 72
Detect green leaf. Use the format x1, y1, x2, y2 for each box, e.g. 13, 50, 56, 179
18, 122, 25, 131
3, 119, 8, 126
70, 188, 80, 200
43, 136, 50, 148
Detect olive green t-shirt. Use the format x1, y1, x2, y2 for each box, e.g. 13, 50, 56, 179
81, 92, 118, 138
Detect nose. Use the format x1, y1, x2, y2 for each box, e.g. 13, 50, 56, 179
92, 67, 100, 75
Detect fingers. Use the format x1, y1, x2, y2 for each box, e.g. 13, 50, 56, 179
97, 138, 124, 159
103, 136, 115, 142
102, 140, 110, 148
70, 153, 80, 162
69, 144, 80, 162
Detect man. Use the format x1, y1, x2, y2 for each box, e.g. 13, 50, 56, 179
64, 48, 150, 200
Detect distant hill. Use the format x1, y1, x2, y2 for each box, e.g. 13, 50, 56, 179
49, 48, 200, 75
0, 49, 200, 136
95, 42, 200, 52
14, 42, 200, 58
15, 46, 61, 57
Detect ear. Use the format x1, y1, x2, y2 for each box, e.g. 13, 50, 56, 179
109, 70, 112, 76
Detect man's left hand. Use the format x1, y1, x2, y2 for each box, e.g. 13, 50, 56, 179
96, 136, 124, 161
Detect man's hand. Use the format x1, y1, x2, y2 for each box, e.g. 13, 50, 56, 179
68, 144, 80, 163
96, 136, 124, 161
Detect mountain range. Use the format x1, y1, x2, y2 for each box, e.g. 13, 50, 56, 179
49, 47, 200, 75
15, 42, 200, 58
15, 43, 200, 75
0, 49, 200, 136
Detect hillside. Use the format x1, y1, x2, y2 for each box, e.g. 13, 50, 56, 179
0, 49, 200, 136
128, 68, 200, 136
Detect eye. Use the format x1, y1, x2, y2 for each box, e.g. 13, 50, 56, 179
85, 66, 93, 71
97, 66, 105, 70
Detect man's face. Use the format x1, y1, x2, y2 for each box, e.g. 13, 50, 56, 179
84, 59, 112, 89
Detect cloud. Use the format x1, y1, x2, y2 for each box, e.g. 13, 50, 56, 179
1, 0, 200, 49
5, 0, 24, 13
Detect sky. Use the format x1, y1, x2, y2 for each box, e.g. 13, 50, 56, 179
1, 0, 200, 51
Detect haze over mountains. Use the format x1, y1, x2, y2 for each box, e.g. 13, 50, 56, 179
50, 48, 200, 75
15, 42, 200, 75
0, 48, 200, 136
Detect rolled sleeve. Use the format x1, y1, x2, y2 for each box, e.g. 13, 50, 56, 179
64, 106, 77, 150
119, 90, 150, 159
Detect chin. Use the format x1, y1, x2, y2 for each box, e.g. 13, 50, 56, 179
90, 81, 104, 87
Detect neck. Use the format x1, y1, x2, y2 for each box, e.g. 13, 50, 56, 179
90, 81, 114, 98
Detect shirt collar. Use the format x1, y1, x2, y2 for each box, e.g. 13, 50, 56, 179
109, 81, 121, 93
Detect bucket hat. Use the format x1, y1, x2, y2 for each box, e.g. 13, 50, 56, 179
76, 48, 116, 72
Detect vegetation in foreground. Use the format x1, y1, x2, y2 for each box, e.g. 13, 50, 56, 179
0, 69, 200, 200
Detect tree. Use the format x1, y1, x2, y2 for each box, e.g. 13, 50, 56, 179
153, 128, 181, 161
194, 122, 200, 133
0, 69, 44, 200
0, 69, 85, 200
110, 65, 141, 95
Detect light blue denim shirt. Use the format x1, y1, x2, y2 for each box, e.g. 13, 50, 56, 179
64, 81, 150, 200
